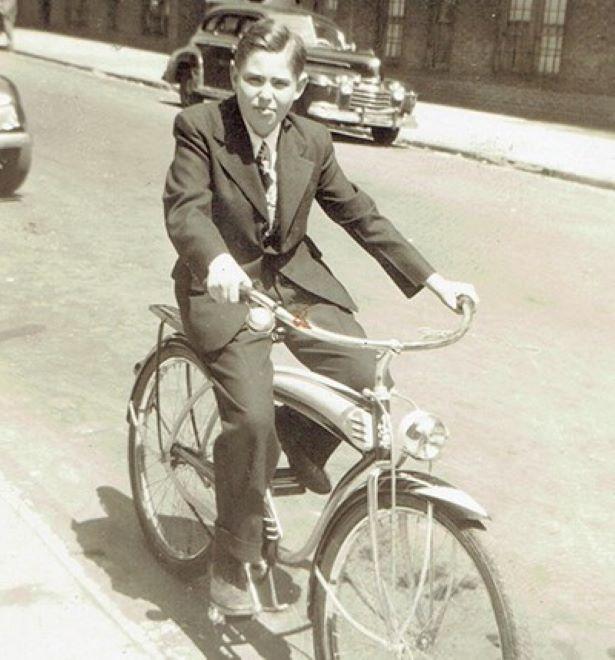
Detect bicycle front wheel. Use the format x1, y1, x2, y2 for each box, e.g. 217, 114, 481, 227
313, 487, 524, 659
128, 341, 220, 577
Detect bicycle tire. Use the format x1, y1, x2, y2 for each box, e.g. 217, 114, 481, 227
312, 485, 525, 659
128, 340, 220, 577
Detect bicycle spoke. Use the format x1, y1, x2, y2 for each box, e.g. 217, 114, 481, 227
131, 350, 219, 564
320, 498, 509, 658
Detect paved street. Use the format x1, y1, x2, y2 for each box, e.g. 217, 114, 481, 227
1, 51, 614, 659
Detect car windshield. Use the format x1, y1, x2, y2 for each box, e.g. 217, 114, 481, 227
269, 12, 346, 50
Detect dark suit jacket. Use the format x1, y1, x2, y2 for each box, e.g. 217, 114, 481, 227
163, 96, 435, 352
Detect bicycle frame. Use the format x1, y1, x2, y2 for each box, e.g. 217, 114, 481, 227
130, 294, 490, 646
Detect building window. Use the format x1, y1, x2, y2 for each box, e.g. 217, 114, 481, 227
427, 0, 457, 70
141, 0, 170, 37
497, 0, 568, 75
509, 0, 533, 22
384, 0, 405, 60
537, 0, 567, 74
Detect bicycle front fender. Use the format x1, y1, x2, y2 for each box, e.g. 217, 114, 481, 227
388, 470, 489, 523
307, 467, 488, 622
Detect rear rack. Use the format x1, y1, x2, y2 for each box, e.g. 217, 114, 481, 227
149, 304, 184, 334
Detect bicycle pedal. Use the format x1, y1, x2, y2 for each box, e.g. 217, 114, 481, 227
262, 603, 289, 613
207, 604, 226, 625
207, 603, 259, 624
271, 467, 306, 496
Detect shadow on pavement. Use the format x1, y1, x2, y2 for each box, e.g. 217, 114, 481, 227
72, 486, 303, 659
0, 324, 45, 343
0, 193, 24, 203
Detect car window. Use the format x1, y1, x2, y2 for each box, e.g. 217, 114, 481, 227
238, 16, 258, 36
216, 14, 242, 35
269, 12, 345, 50
202, 16, 218, 32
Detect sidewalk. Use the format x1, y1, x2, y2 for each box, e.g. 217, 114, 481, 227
0, 470, 162, 659
12, 28, 615, 190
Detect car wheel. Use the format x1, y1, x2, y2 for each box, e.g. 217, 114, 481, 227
371, 126, 400, 146
179, 66, 202, 107
0, 146, 31, 196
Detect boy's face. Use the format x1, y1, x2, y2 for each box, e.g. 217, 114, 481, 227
231, 44, 307, 138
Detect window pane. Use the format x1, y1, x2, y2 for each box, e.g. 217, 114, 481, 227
538, 26, 564, 73
543, 0, 567, 26
385, 23, 402, 58
509, 0, 533, 22
389, 0, 405, 19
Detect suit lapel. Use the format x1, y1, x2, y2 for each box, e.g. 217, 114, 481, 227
213, 98, 269, 222
276, 118, 314, 245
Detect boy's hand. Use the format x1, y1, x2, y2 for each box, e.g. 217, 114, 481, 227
425, 273, 479, 312
207, 253, 252, 303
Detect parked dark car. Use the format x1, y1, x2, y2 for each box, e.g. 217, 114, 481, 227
0, 76, 32, 196
162, 3, 417, 145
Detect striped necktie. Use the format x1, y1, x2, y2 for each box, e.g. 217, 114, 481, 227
256, 141, 273, 192
256, 141, 275, 234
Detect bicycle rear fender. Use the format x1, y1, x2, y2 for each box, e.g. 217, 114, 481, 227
272, 366, 373, 451
126, 333, 192, 424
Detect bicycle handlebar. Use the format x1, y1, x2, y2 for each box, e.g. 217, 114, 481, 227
241, 285, 475, 353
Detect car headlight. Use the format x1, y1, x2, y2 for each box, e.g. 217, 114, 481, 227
397, 410, 449, 461
0, 93, 20, 131
311, 73, 334, 88
391, 86, 406, 103
337, 77, 354, 97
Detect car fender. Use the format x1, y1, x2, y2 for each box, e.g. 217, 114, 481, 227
163, 46, 201, 84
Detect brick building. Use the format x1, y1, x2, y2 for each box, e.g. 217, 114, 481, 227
15, 0, 615, 126
330, 0, 615, 126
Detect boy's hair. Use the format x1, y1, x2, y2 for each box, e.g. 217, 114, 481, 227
235, 19, 307, 79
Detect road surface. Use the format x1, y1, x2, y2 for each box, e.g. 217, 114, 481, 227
1, 52, 614, 658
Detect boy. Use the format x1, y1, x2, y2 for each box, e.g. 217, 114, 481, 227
164, 19, 477, 615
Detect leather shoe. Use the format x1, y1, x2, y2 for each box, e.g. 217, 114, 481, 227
278, 431, 332, 495
208, 543, 257, 617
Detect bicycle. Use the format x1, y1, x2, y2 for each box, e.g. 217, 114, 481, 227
127, 287, 526, 658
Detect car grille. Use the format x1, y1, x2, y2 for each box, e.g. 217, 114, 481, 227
349, 85, 392, 112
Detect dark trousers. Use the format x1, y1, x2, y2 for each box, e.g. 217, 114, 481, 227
180, 276, 378, 562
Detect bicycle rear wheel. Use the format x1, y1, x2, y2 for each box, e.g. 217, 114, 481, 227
128, 341, 220, 577
313, 486, 524, 659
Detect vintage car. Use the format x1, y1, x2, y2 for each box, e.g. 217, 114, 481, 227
0, 76, 32, 196
163, 2, 417, 145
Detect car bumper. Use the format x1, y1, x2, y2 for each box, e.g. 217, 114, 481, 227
307, 101, 405, 128
0, 131, 31, 151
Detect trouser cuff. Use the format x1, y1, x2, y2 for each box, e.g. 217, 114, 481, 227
215, 524, 263, 563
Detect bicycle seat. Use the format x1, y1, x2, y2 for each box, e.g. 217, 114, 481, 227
149, 304, 184, 334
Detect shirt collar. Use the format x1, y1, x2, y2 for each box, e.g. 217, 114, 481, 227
244, 122, 281, 160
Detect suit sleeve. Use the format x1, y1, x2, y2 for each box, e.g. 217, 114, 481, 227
163, 111, 228, 284
315, 128, 435, 298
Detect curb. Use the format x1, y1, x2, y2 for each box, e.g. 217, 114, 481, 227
400, 138, 615, 192
14, 47, 173, 92
0, 468, 165, 659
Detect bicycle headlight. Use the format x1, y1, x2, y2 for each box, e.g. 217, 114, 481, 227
246, 307, 275, 334
397, 410, 448, 461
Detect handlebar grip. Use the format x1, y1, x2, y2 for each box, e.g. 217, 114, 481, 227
456, 294, 476, 318
238, 282, 253, 302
